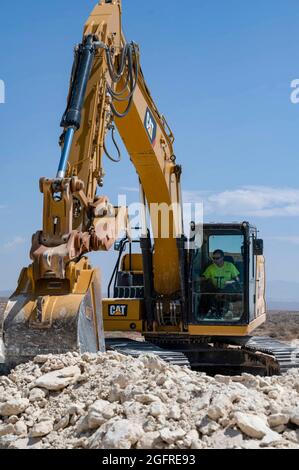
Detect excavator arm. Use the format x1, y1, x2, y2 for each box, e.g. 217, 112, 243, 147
1, 0, 185, 367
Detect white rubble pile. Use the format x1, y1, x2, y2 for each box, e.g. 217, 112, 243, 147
0, 351, 298, 449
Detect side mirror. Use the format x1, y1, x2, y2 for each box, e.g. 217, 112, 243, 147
253, 239, 264, 256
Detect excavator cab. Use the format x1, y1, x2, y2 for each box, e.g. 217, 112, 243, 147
190, 222, 266, 331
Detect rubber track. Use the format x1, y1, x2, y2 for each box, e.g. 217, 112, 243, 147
105, 338, 190, 367
240, 336, 299, 373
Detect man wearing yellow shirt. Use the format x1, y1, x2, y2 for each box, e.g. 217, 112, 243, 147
202, 249, 240, 290
200, 249, 240, 318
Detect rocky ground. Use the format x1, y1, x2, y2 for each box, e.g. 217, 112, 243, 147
0, 351, 298, 450
0, 302, 298, 450
255, 311, 299, 344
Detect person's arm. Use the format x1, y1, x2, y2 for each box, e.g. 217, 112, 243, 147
201, 265, 211, 281
225, 276, 240, 285
224, 264, 240, 285
194, 267, 210, 289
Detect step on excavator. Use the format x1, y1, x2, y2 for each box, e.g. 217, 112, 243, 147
1, 0, 299, 375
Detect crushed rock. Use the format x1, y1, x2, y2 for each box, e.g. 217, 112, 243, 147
0, 351, 298, 449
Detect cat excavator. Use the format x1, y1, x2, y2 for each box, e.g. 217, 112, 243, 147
1, 0, 299, 375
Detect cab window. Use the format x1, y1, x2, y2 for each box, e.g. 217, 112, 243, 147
192, 233, 245, 323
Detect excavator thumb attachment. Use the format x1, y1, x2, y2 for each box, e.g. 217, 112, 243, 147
0, 261, 105, 369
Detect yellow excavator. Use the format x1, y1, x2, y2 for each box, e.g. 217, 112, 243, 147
1, 0, 298, 375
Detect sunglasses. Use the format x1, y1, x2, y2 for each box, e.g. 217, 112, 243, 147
213, 256, 223, 261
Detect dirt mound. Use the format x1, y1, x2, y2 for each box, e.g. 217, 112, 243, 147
0, 352, 298, 449
255, 311, 299, 342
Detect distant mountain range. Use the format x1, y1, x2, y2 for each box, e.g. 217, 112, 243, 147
267, 281, 299, 310
267, 300, 299, 311
0, 291, 12, 298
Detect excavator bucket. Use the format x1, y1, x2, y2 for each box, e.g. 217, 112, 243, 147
0, 263, 105, 370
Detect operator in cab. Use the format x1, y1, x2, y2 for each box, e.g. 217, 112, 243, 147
202, 249, 240, 290
198, 249, 241, 319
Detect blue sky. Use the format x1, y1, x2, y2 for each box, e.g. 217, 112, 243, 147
1, 0, 299, 298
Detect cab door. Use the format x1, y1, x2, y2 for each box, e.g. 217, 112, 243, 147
248, 233, 256, 322
249, 234, 266, 321
255, 249, 266, 318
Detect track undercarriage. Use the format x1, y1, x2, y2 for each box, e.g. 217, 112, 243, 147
142, 333, 299, 376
